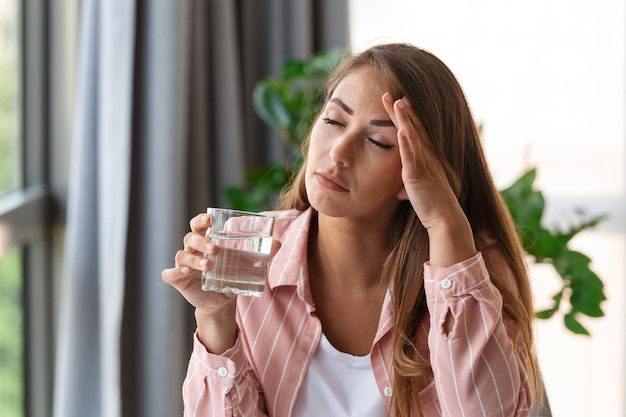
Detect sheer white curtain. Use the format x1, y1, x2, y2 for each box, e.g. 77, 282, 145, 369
53, 1, 138, 416
53, 1, 348, 416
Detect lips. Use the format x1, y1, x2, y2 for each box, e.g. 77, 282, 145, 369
314, 171, 349, 192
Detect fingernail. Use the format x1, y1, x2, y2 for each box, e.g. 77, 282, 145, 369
180, 267, 189, 275
402, 97, 411, 107
396, 99, 405, 109
200, 259, 209, 268
200, 215, 208, 223
383, 92, 393, 103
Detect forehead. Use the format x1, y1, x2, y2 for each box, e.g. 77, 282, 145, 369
330, 66, 391, 102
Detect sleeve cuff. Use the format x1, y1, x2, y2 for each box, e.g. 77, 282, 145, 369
423, 252, 489, 299
191, 330, 247, 385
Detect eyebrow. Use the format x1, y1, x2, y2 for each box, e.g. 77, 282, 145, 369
329, 97, 396, 128
330, 98, 353, 115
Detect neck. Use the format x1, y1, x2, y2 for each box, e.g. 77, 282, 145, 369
309, 212, 393, 291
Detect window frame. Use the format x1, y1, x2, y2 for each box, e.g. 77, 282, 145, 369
20, 0, 53, 415
0, 0, 75, 415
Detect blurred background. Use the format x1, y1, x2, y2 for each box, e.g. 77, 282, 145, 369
0, 0, 623, 416
350, 1, 625, 416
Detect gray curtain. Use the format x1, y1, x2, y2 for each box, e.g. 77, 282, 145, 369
53, 1, 348, 417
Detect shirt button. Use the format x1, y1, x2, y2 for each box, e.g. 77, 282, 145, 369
441, 278, 452, 289
217, 366, 228, 377
384, 386, 393, 397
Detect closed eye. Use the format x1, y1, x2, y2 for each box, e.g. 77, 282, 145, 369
321, 117, 344, 127
322, 117, 393, 150
367, 138, 394, 150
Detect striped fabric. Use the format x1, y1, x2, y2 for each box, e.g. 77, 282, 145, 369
182, 208, 532, 417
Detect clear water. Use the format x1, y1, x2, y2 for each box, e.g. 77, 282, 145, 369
201, 231, 272, 297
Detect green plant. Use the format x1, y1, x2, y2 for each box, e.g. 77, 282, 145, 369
225, 48, 607, 335
223, 47, 345, 212
500, 169, 607, 334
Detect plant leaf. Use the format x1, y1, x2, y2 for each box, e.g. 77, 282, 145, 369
535, 290, 563, 320
564, 313, 590, 336
501, 166, 607, 335
252, 82, 293, 139
535, 308, 557, 319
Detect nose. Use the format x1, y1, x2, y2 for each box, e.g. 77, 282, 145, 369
329, 133, 354, 168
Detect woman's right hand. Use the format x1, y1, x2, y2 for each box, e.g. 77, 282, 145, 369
162, 213, 238, 353
162, 212, 237, 313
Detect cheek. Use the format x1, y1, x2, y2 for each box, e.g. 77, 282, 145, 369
372, 171, 402, 192
370, 160, 403, 193
307, 125, 328, 155
380, 165, 404, 200
355, 167, 403, 213
305, 131, 331, 170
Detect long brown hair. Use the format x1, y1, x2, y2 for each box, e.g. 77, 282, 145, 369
279, 43, 541, 416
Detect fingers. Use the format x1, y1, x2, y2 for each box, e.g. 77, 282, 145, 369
381, 92, 419, 137
161, 264, 193, 286
175, 248, 212, 271
382, 92, 400, 128
163, 212, 220, 286
183, 211, 220, 254
383, 93, 423, 176
382, 92, 432, 148
383, 92, 442, 179
190, 212, 212, 234
183, 230, 217, 253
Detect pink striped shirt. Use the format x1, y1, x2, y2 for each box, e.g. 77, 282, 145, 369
183, 208, 532, 416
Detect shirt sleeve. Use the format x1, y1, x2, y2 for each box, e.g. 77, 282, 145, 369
424, 252, 532, 417
182, 331, 268, 417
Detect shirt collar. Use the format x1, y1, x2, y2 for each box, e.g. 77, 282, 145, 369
267, 207, 397, 333
267, 208, 314, 292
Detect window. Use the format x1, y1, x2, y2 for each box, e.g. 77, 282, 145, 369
0, 248, 23, 417
0, 2, 24, 416
0, 1, 75, 415
0, 0, 19, 196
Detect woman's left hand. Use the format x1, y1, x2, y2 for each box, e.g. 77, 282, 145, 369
382, 92, 476, 265
381, 92, 459, 230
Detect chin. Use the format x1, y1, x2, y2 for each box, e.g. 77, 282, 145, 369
307, 196, 351, 218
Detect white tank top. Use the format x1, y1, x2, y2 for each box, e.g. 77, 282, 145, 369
292, 333, 388, 416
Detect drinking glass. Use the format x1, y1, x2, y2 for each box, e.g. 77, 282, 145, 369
201, 208, 274, 297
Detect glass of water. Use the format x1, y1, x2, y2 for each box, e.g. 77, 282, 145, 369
201, 208, 275, 297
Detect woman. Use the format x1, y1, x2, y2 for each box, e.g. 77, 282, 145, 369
163, 43, 543, 416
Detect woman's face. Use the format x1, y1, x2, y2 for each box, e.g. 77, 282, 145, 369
305, 66, 404, 221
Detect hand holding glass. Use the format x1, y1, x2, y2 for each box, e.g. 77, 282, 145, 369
201, 208, 275, 297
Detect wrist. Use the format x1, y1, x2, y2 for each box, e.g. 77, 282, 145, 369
195, 302, 238, 354
427, 213, 476, 267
